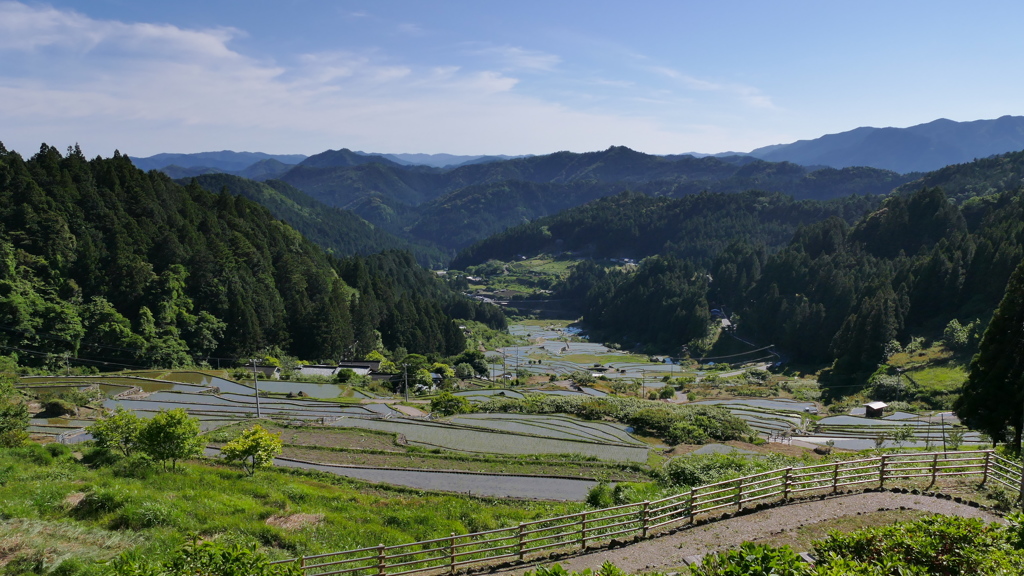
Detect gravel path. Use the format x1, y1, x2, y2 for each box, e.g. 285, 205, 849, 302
489, 492, 1002, 575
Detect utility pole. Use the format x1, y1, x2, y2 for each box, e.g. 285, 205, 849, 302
252, 358, 262, 419
403, 363, 409, 402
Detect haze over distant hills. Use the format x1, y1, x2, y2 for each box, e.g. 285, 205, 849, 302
747, 115, 1024, 173
130, 116, 1024, 178
131, 150, 308, 172
120, 115, 1024, 256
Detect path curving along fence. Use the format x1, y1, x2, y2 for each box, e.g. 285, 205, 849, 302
273, 450, 1018, 576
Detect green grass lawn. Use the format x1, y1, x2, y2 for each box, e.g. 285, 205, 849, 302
0, 443, 579, 573
910, 364, 968, 390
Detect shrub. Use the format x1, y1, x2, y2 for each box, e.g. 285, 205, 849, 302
693, 542, 809, 576
14, 443, 55, 466
586, 482, 614, 508
221, 424, 283, 476
110, 501, 178, 530
660, 453, 792, 487
665, 422, 708, 445
138, 408, 203, 471
88, 406, 143, 457
110, 453, 155, 480
73, 487, 130, 517
45, 442, 72, 458
107, 539, 303, 576
0, 399, 29, 446
429, 392, 472, 416
813, 515, 1024, 573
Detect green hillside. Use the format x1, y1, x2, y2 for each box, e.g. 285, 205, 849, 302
0, 143, 483, 368
186, 173, 448, 267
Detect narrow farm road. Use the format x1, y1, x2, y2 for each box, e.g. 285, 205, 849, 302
488, 492, 1002, 576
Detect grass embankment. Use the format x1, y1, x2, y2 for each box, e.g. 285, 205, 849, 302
207, 422, 650, 481
0, 444, 578, 573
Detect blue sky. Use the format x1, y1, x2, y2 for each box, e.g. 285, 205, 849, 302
2, 1, 1022, 157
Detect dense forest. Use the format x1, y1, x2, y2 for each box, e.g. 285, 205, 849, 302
550, 185, 1024, 374
0, 143, 500, 370
273, 146, 912, 251
452, 190, 881, 268
185, 173, 448, 267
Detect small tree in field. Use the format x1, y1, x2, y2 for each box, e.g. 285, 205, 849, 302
87, 406, 142, 457
139, 408, 204, 471
430, 391, 472, 416
890, 424, 916, 449
221, 424, 283, 476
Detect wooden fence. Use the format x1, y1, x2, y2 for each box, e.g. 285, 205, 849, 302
273, 450, 1018, 576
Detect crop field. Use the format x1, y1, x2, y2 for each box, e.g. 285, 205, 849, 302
450, 413, 643, 445
105, 393, 377, 419
208, 422, 648, 481
327, 417, 650, 462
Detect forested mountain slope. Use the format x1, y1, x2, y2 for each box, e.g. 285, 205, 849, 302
749, 115, 1024, 173
0, 143, 492, 369
893, 148, 1024, 204
131, 150, 307, 172
452, 191, 881, 268
185, 173, 448, 267
551, 186, 1024, 374
278, 146, 911, 252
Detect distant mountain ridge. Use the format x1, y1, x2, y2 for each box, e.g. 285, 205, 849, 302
748, 115, 1024, 173
273, 145, 912, 251
131, 150, 307, 172
360, 152, 526, 168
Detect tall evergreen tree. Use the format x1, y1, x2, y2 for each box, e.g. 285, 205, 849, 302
955, 258, 1024, 448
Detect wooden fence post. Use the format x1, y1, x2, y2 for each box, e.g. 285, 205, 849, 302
517, 523, 525, 561
689, 487, 697, 523
377, 544, 386, 576
580, 514, 587, 549
879, 455, 887, 488
982, 451, 991, 486
930, 453, 939, 486
735, 478, 743, 511
449, 533, 456, 575
831, 463, 839, 493
641, 501, 650, 538
782, 468, 792, 500
299, 556, 305, 574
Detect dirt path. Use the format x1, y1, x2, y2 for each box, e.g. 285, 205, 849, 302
488, 492, 1002, 575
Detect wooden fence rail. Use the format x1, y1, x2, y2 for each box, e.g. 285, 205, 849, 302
277, 450, 1010, 576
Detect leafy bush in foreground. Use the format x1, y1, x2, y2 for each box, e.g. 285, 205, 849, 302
107, 540, 302, 576
693, 514, 1024, 575
692, 542, 809, 576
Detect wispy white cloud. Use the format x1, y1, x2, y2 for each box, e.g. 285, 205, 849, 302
650, 65, 776, 110
473, 45, 561, 72
396, 22, 424, 36
0, 2, 753, 156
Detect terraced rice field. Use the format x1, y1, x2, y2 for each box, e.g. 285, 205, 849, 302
450, 413, 642, 445
327, 416, 649, 462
